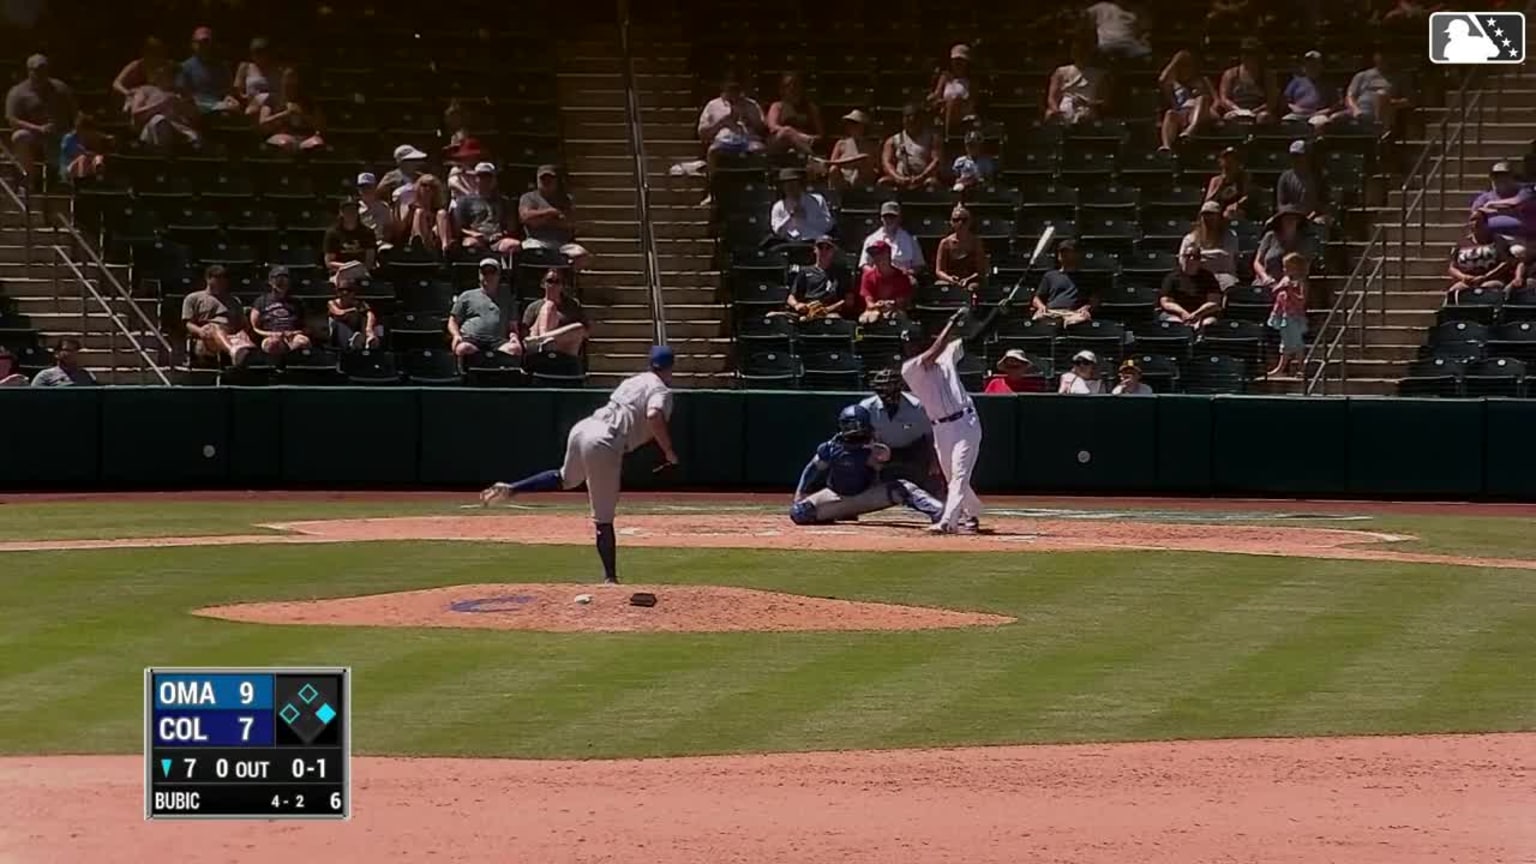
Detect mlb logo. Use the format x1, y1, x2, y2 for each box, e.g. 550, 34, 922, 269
1428, 12, 1526, 64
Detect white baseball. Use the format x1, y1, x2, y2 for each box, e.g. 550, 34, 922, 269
574, 594, 593, 605
202, 444, 217, 458
1077, 450, 1091, 464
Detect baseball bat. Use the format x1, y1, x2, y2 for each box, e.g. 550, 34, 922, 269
1000, 225, 1056, 308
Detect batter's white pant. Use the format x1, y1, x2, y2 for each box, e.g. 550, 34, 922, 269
561, 417, 624, 523
932, 410, 982, 529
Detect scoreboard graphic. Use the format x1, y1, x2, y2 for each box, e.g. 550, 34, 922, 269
144, 667, 351, 820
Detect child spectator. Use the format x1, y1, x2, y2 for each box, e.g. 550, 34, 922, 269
984, 349, 1049, 393
857, 241, 915, 324
328, 278, 381, 350
1448, 212, 1518, 300
59, 111, 109, 181
1267, 252, 1310, 377
1112, 359, 1154, 394
951, 130, 995, 193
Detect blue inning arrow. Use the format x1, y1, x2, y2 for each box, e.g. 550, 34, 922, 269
160, 758, 172, 778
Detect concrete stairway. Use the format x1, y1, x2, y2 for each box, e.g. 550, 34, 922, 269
1338, 69, 1535, 393
633, 39, 733, 387
0, 184, 164, 384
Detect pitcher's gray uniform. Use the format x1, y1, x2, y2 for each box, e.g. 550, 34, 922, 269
562, 371, 673, 523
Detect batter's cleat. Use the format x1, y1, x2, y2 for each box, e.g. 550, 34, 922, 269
927, 523, 955, 535
480, 482, 514, 507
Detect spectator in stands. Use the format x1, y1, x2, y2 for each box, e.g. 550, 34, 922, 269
1203, 146, 1250, 221
985, 349, 1049, 393
1447, 212, 1518, 301
324, 199, 377, 276
130, 64, 200, 150
183, 265, 255, 367
768, 167, 834, 248
1046, 39, 1110, 124
928, 44, 976, 138
60, 111, 108, 181
880, 104, 943, 190
858, 241, 915, 325
1215, 39, 1277, 124
1268, 252, 1310, 377
30, 338, 96, 386
519, 165, 590, 268
1033, 239, 1094, 324
258, 68, 325, 153
951, 130, 996, 193
1058, 349, 1107, 393
378, 143, 429, 212
328, 278, 381, 350
1157, 50, 1215, 151
697, 77, 768, 183
1470, 161, 1536, 251
406, 174, 449, 253
355, 173, 397, 245
524, 268, 588, 357
449, 258, 521, 360
935, 205, 988, 296
786, 236, 853, 320
1181, 201, 1241, 288
766, 72, 823, 161
249, 266, 311, 357
859, 201, 925, 272
112, 37, 171, 113
451, 162, 521, 260
1112, 359, 1153, 394
1283, 50, 1341, 126
176, 27, 240, 115
1085, 1, 1152, 60
1160, 247, 1222, 329
443, 136, 487, 205
443, 99, 476, 150
6, 54, 74, 185
827, 110, 880, 191
1251, 205, 1308, 287
1346, 48, 1410, 132
234, 37, 276, 113
0, 347, 27, 386
1277, 139, 1329, 222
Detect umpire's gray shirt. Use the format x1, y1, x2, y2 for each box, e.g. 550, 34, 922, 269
859, 393, 931, 450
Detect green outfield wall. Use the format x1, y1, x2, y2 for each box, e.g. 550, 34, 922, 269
0, 388, 1528, 498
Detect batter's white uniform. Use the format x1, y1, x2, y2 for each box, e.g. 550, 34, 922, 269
901, 338, 982, 530
561, 371, 673, 522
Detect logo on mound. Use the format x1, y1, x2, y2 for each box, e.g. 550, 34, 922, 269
450, 596, 540, 614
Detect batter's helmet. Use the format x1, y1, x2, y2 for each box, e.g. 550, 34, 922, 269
837, 404, 874, 439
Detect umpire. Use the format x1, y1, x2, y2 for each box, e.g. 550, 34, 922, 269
859, 368, 943, 498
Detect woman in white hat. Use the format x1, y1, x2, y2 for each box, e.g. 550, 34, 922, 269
827, 109, 879, 190
928, 43, 975, 137
1180, 200, 1240, 289
984, 349, 1048, 394
1058, 350, 1107, 394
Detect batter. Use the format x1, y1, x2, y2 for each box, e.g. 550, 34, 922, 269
480, 346, 678, 583
902, 309, 983, 534
790, 404, 944, 525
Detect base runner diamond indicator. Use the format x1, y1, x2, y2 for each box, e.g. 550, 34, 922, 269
315, 703, 337, 725
279, 703, 301, 725
297, 683, 319, 704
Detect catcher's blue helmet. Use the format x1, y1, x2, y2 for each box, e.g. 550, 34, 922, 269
837, 403, 874, 438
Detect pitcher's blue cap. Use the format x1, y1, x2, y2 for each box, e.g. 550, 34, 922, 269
649, 345, 675, 370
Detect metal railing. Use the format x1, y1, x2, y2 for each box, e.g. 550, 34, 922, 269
49, 246, 170, 385
618, 0, 669, 348
47, 213, 178, 377
1395, 68, 1486, 308
0, 147, 34, 275
1305, 225, 1384, 395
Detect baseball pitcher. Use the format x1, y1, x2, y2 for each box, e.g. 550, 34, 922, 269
789, 404, 944, 526
480, 345, 679, 584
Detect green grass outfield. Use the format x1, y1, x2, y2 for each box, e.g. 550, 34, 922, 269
2, 498, 1535, 760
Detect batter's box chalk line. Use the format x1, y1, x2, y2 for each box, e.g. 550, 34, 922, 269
457, 503, 539, 510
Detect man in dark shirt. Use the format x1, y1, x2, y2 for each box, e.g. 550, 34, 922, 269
250, 265, 312, 356
1275, 139, 1329, 222
452, 162, 521, 258
1159, 247, 1223, 329
323, 199, 377, 278
786, 236, 852, 319
5, 54, 74, 184
1031, 239, 1093, 324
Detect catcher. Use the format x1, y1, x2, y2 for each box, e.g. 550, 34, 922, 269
790, 404, 944, 525
784, 236, 853, 320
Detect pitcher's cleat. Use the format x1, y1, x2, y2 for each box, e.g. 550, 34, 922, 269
480, 482, 514, 507
958, 516, 980, 534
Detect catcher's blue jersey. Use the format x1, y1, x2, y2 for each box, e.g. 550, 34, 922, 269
813, 438, 880, 496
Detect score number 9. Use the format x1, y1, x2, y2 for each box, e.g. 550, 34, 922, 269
239, 681, 254, 704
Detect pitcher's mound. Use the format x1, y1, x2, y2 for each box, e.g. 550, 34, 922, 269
194, 583, 1017, 633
